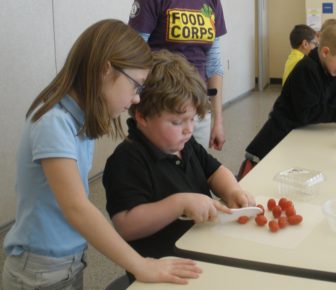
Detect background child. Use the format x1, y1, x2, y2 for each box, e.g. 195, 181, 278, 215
128, 0, 226, 150
282, 24, 317, 85
103, 50, 255, 263
318, 18, 336, 38
2, 20, 201, 290
238, 24, 336, 180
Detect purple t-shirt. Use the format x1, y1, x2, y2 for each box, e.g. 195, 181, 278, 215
129, 0, 227, 80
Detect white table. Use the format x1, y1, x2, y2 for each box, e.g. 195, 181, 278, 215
127, 258, 336, 290
175, 124, 336, 281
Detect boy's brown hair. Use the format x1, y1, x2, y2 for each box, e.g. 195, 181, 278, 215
129, 49, 210, 119
319, 23, 336, 55
320, 18, 336, 32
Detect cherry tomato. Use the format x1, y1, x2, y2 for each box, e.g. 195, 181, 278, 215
267, 198, 276, 211
288, 214, 303, 225
278, 197, 288, 210
268, 220, 280, 232
272, 205, 282, 218
237, 216, 249, 224
284, 200, 294, 211
255, 215, 267, 226
285, 206, 296, 217
278, 216, 288, 228
256, 204, 265, 215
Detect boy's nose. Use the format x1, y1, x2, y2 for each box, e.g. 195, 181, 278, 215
183, 122, 194, 134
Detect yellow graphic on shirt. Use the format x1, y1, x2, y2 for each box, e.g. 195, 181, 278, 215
167, 5, 216, 43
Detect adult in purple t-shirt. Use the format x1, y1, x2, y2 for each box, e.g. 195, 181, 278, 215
129, 0, 227, 150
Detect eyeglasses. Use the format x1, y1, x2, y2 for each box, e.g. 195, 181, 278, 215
113, 66, 145, 95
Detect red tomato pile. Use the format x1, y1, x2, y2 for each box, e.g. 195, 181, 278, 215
237, 197, 303, 233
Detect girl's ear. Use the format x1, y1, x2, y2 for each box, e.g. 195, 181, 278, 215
134, 110, 148, 127
103, 61, 113, 80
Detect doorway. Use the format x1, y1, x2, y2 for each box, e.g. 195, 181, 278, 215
256, 0, 269, 91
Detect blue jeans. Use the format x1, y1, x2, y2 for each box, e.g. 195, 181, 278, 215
2, 251, 87, 290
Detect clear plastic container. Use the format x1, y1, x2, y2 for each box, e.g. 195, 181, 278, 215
323, 199, 336, 232
273, 167, 324, 201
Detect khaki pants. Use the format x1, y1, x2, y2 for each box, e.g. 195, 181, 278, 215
193, 113, 211, 149
2, 251, 87, 290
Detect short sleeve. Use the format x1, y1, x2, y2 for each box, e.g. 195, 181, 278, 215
128, 0, 162, 33
189, 138, 221, 178
30, 107, 78, 163
214, 0, 227, 37
103, 142, 154, 217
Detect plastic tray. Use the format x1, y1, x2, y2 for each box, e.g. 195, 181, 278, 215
323, 199, 336, 232
273, 167, 324, 201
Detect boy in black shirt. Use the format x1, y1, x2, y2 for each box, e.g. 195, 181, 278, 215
238, 24, 336, 180
103, 50, 255, 259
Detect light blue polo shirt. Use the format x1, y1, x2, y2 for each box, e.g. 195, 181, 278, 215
4, 95, 95, 257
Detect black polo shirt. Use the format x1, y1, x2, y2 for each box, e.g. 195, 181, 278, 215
103, 118, 221, 258
246, 47, 336, 160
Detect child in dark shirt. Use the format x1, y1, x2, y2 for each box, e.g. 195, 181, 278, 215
103, 50, 255, 260
238, 24, 336, 180
282, 24, 317, 85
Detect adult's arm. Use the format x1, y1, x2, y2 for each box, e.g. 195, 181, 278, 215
206, 37, 225, 150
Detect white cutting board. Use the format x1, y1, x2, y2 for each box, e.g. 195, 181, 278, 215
212, 196, 324, 249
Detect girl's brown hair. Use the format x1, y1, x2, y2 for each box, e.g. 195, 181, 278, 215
129, 49, 210, 119
27, 19, 152, 139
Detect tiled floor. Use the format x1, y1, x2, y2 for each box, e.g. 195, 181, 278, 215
209, 85, 279, 174
0, 85, 280, 290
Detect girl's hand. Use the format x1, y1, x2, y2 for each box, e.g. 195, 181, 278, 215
134, 258, 202, 284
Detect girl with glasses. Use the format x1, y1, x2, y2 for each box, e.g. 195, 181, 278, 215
2, 19, 201, 290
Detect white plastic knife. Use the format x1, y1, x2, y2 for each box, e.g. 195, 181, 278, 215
217, 207, 263, 223
179, 206, 263, 223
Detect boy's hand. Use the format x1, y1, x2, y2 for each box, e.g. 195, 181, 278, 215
134, 257, 202, 284
224, 189, 256, 208
181, 193, 231, 223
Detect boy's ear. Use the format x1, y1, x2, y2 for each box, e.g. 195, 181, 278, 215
134, 110, 148, 127
301, 39, 309, 48
320, 46, 330, 57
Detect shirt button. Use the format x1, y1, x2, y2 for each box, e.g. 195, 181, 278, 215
175, 160, 181, 165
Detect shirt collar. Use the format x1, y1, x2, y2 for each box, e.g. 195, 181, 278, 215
292, 49, 304, 57
59, 95, 85, 127
126, 118, 193, 162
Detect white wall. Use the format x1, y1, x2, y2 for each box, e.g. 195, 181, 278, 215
221, 0, 256, 103
53, 0, 133, 71
0, 0, 55, 226
0, 0, 255, 226
0, 0, 133, 227
268, 0, 306, 78
305, 0, 336, 30
52, 0, 133, 185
